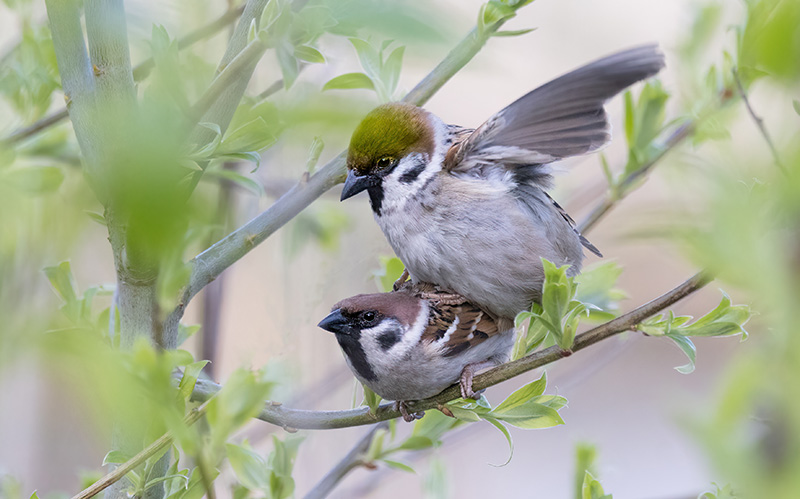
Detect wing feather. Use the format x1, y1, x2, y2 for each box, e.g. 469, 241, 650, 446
445, 44, 665, 171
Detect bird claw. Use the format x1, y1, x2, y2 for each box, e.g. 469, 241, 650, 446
392, 269, 410, 291
459, 363, 488, 400
394, 400, 424, 422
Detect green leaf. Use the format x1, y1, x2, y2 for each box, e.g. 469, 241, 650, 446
43, 261, 81, 322
447, 406, 481, 422
363, 384, 382, 415
178, 360, 209, 401
227, 443, 271, 491
102, 450, 131, 465
349, 38, 381, 79
483, 416, 514, 466
667, 334, 697, 374
380, 45, 405, 95
396, 435, 434, 451
218, 117, 277, 156
4, 165, 64, 194
582, 471, 612, 499
322, 72, 375, 91
305, 136, 324, 174
793, 99, 800, 116
490, 402, 565, 429
144, 474, 189, 493
205, 168, 264, 197
294, 45, 325, 63
382, 459, 415, 473
493, 27, 536, 37
190, 122, 222, 159
177, 324, 200, 346
277, 41, 300, 89
494, 372, 548, 413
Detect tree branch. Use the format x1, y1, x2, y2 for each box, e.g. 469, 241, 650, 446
2, 6, 244, 146
76, 270, 711, 498
175, 13, 522, 317
43, 0, 101, 169
190, 270, 712, 429
304, 423, 388, 499
732, 68, 786, 176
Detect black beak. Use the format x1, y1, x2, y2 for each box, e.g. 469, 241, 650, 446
340, 170, 374, 201
318, 309, 350, 334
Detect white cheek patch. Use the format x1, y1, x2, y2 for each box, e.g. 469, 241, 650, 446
379, 113, 449, 214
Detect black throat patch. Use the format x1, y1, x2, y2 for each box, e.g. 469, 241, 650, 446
335, 332, 377, 381
366, 185, 384, 216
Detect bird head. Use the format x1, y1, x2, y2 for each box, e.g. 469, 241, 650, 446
317, 291, 426, 381
341, 103, 438, 211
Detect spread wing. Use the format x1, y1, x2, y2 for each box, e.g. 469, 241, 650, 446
421, 295, 500, 357
444, 44, 665, 174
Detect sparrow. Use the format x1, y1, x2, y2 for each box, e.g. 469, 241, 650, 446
318, 282, 514, 421
339, 45, 665, 320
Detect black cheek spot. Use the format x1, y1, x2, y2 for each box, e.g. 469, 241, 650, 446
399, 156, 427, 184
377, 331, 400, 351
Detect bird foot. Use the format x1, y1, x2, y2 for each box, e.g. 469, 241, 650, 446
459, 361, 496, 400
394, 400, 424, 422
392, 269, 410, 291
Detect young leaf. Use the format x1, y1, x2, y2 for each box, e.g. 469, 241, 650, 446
493, 27, 536, 37
582, 471, 612, 499
382, 459, 415, 473
322, 72, 375, 91
217, 117, 277, 156
226, 443, 270, 491
294, 45, 325, 63
493, 372, 548, 413
102, 450, 132, 465
380, 45, 405, 96
666, 334, 697, 374
349, 38, 381, 79
483, 416, 514, 466
205, 168, 264, 197
178, 360, 210, 401
363, 384, 382, 415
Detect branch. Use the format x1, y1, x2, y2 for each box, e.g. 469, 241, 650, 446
304, 423, 388, 499
77, 270, 710, 498
71, 403, 208, 499
732, 68, 787, 176
190, 270, 712, 429
176, 13, 521, 315
578, 120, 695, 234
43, 0, 101, 168
1, 6, 244, 145
84, 0, 136, 106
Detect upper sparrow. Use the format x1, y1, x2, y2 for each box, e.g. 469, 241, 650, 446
318, 282, 514, 421
339, 45, 665, 319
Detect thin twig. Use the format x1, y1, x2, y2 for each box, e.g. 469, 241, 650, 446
578, 120, 695, 234
304, 423, 388, 499
732, 68, 787, 176
1, 6, 244, 145
71, 403, 209, 499
190, 270, 712, 430
188, 37, 269, 122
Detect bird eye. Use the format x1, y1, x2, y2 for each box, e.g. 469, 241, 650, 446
361, 311, 378, 324
376, 157, 393, 169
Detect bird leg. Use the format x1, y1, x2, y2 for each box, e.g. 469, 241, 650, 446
392, 269, 410, 291
459, 360, 498, 400
394, 400, 424, 422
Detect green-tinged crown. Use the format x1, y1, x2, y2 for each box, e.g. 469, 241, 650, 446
347, 102, 434, 175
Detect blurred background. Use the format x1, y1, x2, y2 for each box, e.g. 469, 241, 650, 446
0, 0, 798, 498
